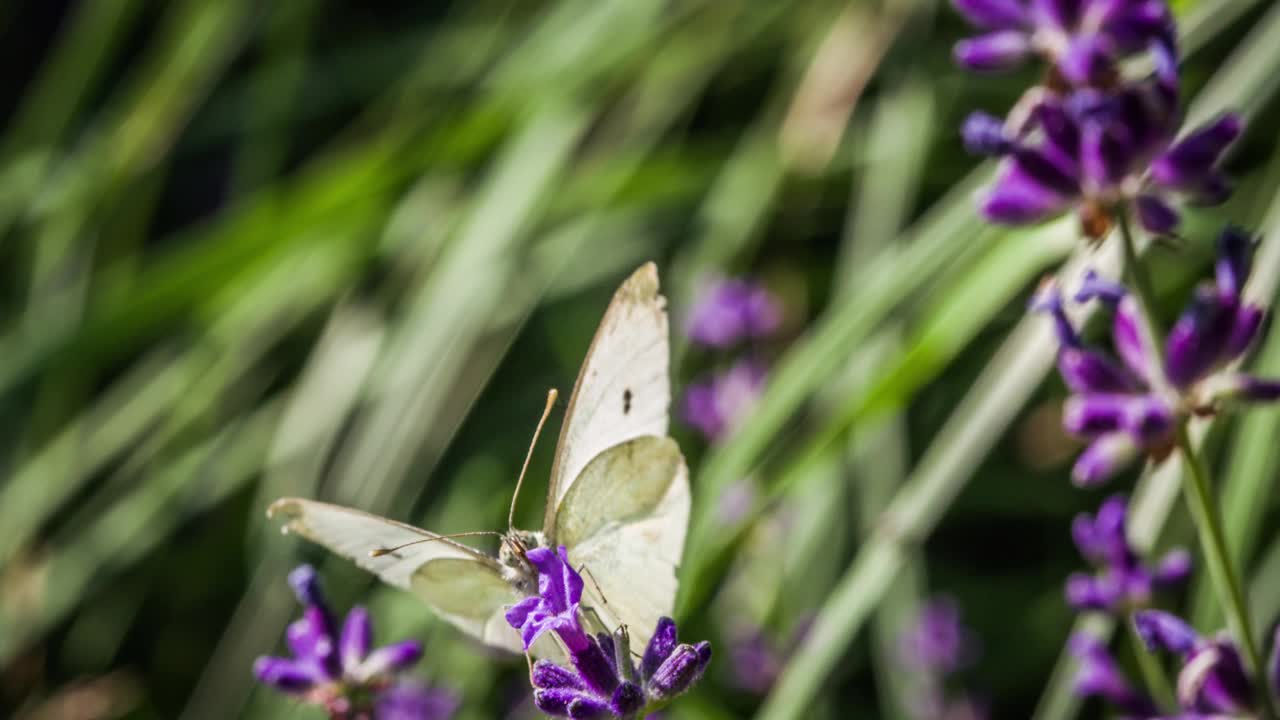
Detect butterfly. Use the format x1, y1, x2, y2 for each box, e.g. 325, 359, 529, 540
268, 262, 689, 654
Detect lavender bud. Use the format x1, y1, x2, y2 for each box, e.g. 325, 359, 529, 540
533, 660, 586, 691
962, 112, 1013, 156
1152, 549, 1193, 588
642, 617, 680, 681
648, 643, 711, 701
287, 565, 326, 608
570, 639, 620, 696
610, 682, 645, 716
1133, 610, 1198, 654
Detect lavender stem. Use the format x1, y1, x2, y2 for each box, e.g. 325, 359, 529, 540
1117, 210, 1277, 720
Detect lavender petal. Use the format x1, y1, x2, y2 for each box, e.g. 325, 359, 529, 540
1135, 194, 1180, 235
339, 606, 372, 675
252, 656, 323, 693
1113, 295, 1153, 384
1216, 225, 1255, 297
355, 640, 423, 680
1057, 349, 1136, 394
951, 0, 1028, 28
954, 30, 1033, 71
1072, 433, 1139, 487
1151, 114, 1244, 191
1165, 287, 1238, 388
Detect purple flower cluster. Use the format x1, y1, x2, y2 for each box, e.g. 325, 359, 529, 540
254, 565, 456, 720
1075, 611, 1280, 717
682, 278, 781, 443
954, 0, 1243, 239
898, 597, 988, 720
899, 597, 978, 675
1065, 495, 1189, 612
952, 0, 1174, 85
1036, 228, 1280, 485
683, 359, 768, 443
966, 79, 1241, 238
685, 278, 781, 349
505, 547, 711, 718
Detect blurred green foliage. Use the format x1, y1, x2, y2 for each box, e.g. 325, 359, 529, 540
1, 0, 1279, 718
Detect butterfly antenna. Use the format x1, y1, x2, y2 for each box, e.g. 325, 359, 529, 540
369, 530, 505, 557
509, 388, 558, 530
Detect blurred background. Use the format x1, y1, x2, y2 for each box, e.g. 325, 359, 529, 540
2, 0, 1280, 718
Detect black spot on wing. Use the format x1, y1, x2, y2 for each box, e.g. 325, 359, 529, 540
623, 388, 632, 414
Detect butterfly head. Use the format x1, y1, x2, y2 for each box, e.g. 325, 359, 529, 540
499, 529, 547, 596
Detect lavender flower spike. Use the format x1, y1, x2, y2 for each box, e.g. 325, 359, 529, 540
1065, 496, 1190, 613
1070, 634, 1156, 716
1041, 229, 1280, 486
1034, 281, 1175, 485
254, 565, 453, 719
971, 77, 1243, 238
507, 547, 711, 717
951, 0, 1176, 86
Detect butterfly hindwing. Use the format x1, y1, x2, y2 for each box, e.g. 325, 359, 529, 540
553, 436, 690, 650
268, 498, 520, 651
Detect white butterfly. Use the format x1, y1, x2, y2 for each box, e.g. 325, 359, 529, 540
268, 263, 690, 654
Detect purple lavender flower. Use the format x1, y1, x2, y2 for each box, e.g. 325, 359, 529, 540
951, 0, 1176, 86
505, 546, 711, 718
505, 546, 591, 652
1036, 229, 1280, 485
686, 278, 782, 349
682, 358, 767, 443
254, 565, 453, 720
1070, 633, 1157, 716
899, 597, 978, 675
896, 597, 988, 720
1134, 610, 1257, 715
965, 70, 1243, 238
726, 628, 782, 694
1065, 495, 1190, 612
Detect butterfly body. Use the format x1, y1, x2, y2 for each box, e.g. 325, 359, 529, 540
497, 529, 547, 596
269, 263, 688, 654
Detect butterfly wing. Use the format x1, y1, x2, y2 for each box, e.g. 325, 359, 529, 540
543, 262, 670, 532
268, 498, 523, 653
552, 436, 690, 650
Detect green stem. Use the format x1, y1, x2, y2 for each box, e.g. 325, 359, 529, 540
1126, 614, 1176, 712
1116, 212, 1277, 720
1175, 423, 1276, 719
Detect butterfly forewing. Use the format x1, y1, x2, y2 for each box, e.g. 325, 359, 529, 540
554, 436, 690, 650
544, 262, 671, 533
